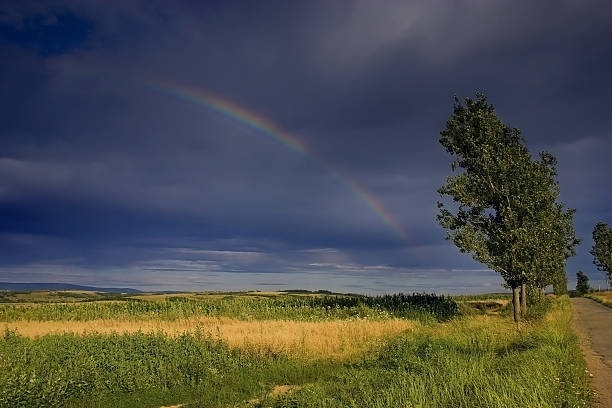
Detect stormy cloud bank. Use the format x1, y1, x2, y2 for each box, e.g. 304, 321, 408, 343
1, 1, 611, 292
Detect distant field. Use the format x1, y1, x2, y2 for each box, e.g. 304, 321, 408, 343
0, 292, 458, 322
0, 291, 590, 407
0, 290, 130, 304
585, 291, 612, 307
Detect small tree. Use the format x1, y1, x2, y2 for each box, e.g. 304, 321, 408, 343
591, 222, 612, 285
576, 271, 590, 295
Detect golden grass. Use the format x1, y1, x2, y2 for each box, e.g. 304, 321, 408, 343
463, 299, 510, 306
127, 291, 327, 301
1, 318, 417, 360
591, 291, 612, 300
586, 291, 612, 306
128, 293, 199, 301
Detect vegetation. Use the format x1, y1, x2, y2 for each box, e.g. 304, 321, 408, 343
576, 271, 590, 295
0, 295, 590, 408
585, 291, 612, 308
0, 290, 130, 304
591, 222, 612, 285
437, 94, 579, 321
450, 293, 511, 301
0, 293, 457, 322
1, 318, 418, 361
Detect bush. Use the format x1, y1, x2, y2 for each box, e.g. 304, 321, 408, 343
526, 296, 553, 320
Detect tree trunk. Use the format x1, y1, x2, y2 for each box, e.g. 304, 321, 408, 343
512, 286, 521, 323
540, 287, 545, 296
520, 283, 527, 316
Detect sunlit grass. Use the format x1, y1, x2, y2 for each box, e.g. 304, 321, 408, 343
585, 290, 612, 307
0, 295, 591, 408
1, 317, 418, 360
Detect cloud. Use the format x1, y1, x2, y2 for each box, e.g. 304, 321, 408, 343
1, 1, 611, 291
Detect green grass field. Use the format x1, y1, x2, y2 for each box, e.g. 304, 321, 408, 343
0, 291, 592, 407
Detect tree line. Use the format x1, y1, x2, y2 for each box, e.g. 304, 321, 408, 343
436, 94, 611, 321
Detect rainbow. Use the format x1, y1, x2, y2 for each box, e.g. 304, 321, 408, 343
148, 81, 409, 242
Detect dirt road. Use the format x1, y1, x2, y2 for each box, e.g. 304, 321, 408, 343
571, 298, 612, 407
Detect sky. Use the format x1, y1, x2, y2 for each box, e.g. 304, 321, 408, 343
1, 1, 611, 293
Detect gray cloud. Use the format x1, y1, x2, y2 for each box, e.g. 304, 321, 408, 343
1, 0, 611, 291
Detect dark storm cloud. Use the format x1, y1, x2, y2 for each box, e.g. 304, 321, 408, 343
0, 10, 92, 55
1, 0, 611, 291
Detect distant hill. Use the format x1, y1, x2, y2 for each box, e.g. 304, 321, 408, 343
0, 282, 141, 293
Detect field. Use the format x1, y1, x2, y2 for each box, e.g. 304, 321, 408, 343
585, 291, 612, 307
0, 291, 591, 407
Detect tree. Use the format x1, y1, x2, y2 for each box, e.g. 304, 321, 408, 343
591, 222, 612, 285
437, 94, 578, 322
506, 155, 578, 304
576, 270, 590, 295
552, 272, 568, 295
523, 197, 579, 296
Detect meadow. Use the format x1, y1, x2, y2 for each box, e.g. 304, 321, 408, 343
0, 291, 591, 407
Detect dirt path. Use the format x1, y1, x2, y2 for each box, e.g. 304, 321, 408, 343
571, 298, 612, 407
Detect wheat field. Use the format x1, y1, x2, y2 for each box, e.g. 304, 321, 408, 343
1, 317, 417, 360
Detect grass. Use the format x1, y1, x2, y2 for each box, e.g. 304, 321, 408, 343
0, 317, 418, 360
585, 291, 612, 307
0, 329, 328, 408
0, 293, 591, 408
247, 297, 591, 408
450, 293, 511, 301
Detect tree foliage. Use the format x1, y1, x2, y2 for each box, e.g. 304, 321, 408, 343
552, 271, 568, 295
575, 271, 590, 295
591, 222, 612, 284
436, 94, 578, 320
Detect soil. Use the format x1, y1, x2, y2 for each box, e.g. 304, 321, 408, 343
571, 298, 612, 407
